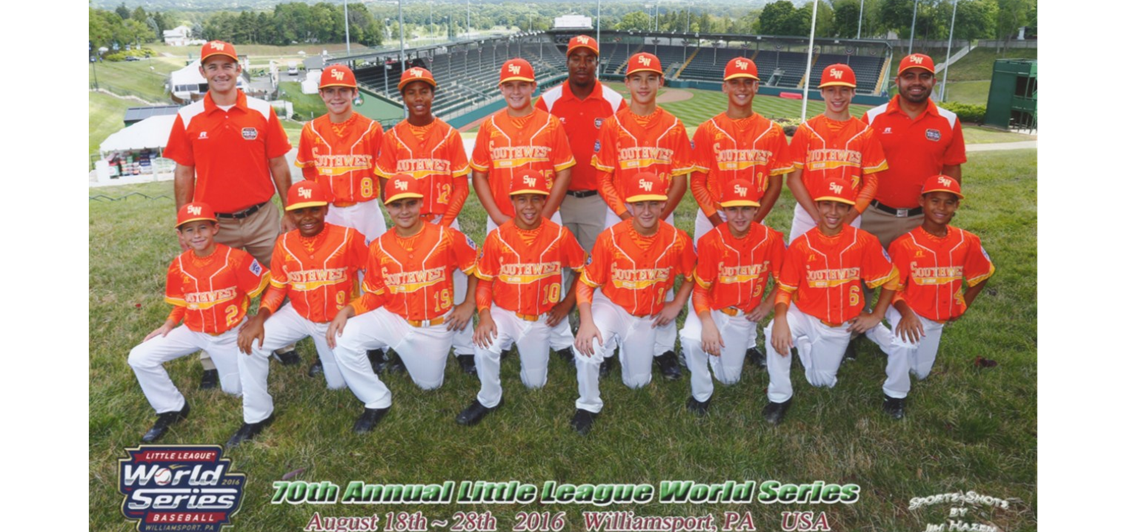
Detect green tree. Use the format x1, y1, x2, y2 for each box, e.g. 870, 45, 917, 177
757, 1, 813, 36
614, 11, 652, 31
834, 0, 862, 38
115, 2, 130, 20
89, 7, 114, 50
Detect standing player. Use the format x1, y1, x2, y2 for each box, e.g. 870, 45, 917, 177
591, 52, 694, 378
762, 177, 900, 425
679, 180, 785, 415
864, 175, 994, 418
375, 66, 476, 375
861, 54, 967, 250
456, 170, 588, 426
231, 181, 369, 446
127, 202, 269, 442
327, 175, 479, 401
471, 58, 575, 233
165, 40, 298, 388
295, 64, 387, 376
536, 35, 627, 256
570, 172, 696, 435
786, 64, 888, 242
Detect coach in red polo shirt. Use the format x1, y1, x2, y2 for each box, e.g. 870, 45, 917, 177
165, 40, 299, 384
536, 35, 626, 254
861, 53, 967, 249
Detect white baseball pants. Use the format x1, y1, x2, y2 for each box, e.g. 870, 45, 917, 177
334, 306, 454, 392
573, 291, 659, 413
128, 324, 242, 415
763, 303, 852, 403
473, 305, 561, 407
864, 307, 946, 399
328, 200, 387, 244
679, 302, 755, 402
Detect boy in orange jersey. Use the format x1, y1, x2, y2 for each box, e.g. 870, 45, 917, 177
864, 175, 994, 419
128, 202, 269, 442
786, 64, 888, 242
679, 179, 786, 415
230, 181, 369, 445
327, 175, 479, 433
295, 64, 387, 377
375, 66, 476, 375
456, 170, 588, 426
471, 58, 576, 233
570, 172, 696, 435
762, 177, 901, 425
591, 52, 694, 378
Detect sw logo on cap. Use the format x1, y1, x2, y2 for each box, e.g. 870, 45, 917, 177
639, 180, 654, 191
638, 56, 652, 66
938, 176, 953, 187
508, 64, 521, 75
735, 59, 749, 70
299, 188, 312, 199
909, 55, 925, 64
186, 205, 202, 216
734, 184, 749, 197
576, 36, 590, 44
331, 70, 345, 80
395, 180, 409, 191
830, 69, 844, 79
210, 42, 225, 51
829, 182, 844, 194
523, 176, 537, 187
411, 69, 424, 77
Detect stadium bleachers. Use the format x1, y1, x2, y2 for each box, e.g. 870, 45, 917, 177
808, 54, 884, 93
679, 47, 756, 82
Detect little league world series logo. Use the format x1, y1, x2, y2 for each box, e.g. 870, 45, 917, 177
119, 445, 246, 531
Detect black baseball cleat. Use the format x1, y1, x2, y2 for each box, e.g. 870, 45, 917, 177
456, 398, 503, 426
308, 358, 323, 378
599, 356, 615, 378
457, 354, 478, 376
199, 368, 219, 390
274, 349, 302, 366
746, 347, 766, 369
843, 342, 858, 362
882, 395, 906, 420
686, 396, 711, 416
141, 402, 190, 443
570, 408, 597, 435
387, 353, 407, 375
367, 349, 386, 374
655, 351, 683, 381
501, 349, 513, 359
762, 399, 791, 425
555, 347, 575, 366
226, 414, 274, 448
353, 407, 390, 434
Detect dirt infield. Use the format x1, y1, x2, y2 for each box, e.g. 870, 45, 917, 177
656, 88, 693, 103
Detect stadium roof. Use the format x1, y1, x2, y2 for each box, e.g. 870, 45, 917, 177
123, 106, 180, 126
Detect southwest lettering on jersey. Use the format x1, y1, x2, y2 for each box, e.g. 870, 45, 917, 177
909, 263, 964, 285
383, 266, 448, 292
805, 267, 862, 287
498, 262, 562, 283
286, 267, 349, 286
718, 263, 769, 284
184, 287, 237, 308
394, 158, 454, 175
489, 145, 552, 162
611, 268, 673, 289
311, 153, 373, 173
805, 149, 863, 168
713, 146, 774, 165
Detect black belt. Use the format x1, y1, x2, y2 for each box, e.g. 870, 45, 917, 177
870, 200, 922, 218
567, 190, 598, 198
216, 201, 268, 220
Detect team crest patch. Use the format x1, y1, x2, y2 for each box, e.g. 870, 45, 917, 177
249, 261, 262, 276
594, 140, 601, 152
981, 246, 991, 261
883, 248, 892, 262
925, 129, 941, 142
594, 118, 604, 128
242, 127, 258, 140
466, 235, 478, 250
118, 445, 246, 532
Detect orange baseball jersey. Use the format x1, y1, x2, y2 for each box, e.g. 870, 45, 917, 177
592, 107, 694, 216
580, 219, 696, 317
776, 226, 899, 325
691, 113, 794, 217
788, 115, 888, 211
692, 223, 786, 315
374, 118, 471, 221
259, 224, 369, 323
470, 109, 576, 217
536, 79, 627, 191
476, 218, 588, 316
352, 223, 479, 321
888, 226, 994, 322
295, 113, 384, 205
164, 244, 270, 335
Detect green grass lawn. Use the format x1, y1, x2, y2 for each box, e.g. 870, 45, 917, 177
89, 92, 133, 158
89, 148, 1036, 531
88, 56, 184, 102
602, 83, 870, 126
963, 126, 1036, 144
940, 80, 992, 106
942, 47, 1038, 82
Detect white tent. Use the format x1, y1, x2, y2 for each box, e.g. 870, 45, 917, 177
99, 115, 176, 156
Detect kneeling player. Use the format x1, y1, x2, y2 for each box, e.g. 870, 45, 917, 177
231, 181, 368, 445
456, 170, 587, 425
128, 202, 269, 442
865, 175, 994, 418
762, 177, 900, 425
570, 172, 696, 435
679, 180, 785, 415
327, 175, 479, 431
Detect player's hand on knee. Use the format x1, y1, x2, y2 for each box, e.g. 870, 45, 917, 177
575, 322, 603, 356
895, 312, 925, 344
847, 311, 882, 334
546, 300, 573, 327
770, 325, 793, 356
447, 301, 476, 331
143, 320, 176, 342
701, 323, 723, 356
652, 301, 684, 327
747, 301, 773, 323
237, 323, 264, 355
473, 315, 497, 349
327, 315, 349, 349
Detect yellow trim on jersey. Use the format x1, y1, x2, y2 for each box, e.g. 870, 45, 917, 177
165, 297, 187, 307
770, 164, 795, 175
590, 157, 614, 172
269, 279, 288, 288
865, 266, 899, 290
451, 165, 472, 178
966, 263, 996, 287
580, 271, 601, 289
555, 159, 576, 172
474, 269, 496, 281
294, 160, 315, 168
671, 166, 695, 177
863, 161, 889, 174
469, 161, 490, 172
248, 274, 271, 298
694, 276, 713, 290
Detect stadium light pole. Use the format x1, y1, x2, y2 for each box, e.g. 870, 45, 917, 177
908, 0, 919, 55
596, 0, 602, 78
467, 0, 471, 39
857, 0, 864, 39
801, 0, 820, 122
940, 0, 959, 102
343, 0, 351, 55
399, 0, 407, 70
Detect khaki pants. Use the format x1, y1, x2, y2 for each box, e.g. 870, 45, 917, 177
860, 207, 923, 251
559, 193, 607, 255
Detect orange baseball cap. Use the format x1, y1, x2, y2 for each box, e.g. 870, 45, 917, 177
626, 53, 663, 76
500, 59, 536, 84
898, 53, 936, 75
384, 174, 424, 204
509, 169, 550, 196
720, 179, 761, 208
286, 181, 330, 211
399, 66, 437, 91
319, 64, 357, 89
625, 172, 668, 203
176, 202, 217, 228
815, 177, 857, 205
724, 58, 759, 81
201, 41, 238, 63
819, 64, 857, 88
567, 35, 599, 57
920, 174, 964, 198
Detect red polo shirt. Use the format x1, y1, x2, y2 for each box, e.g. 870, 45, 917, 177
862, 96, 966, 209
165, 90, 292, 214
536, 80, 626, 191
